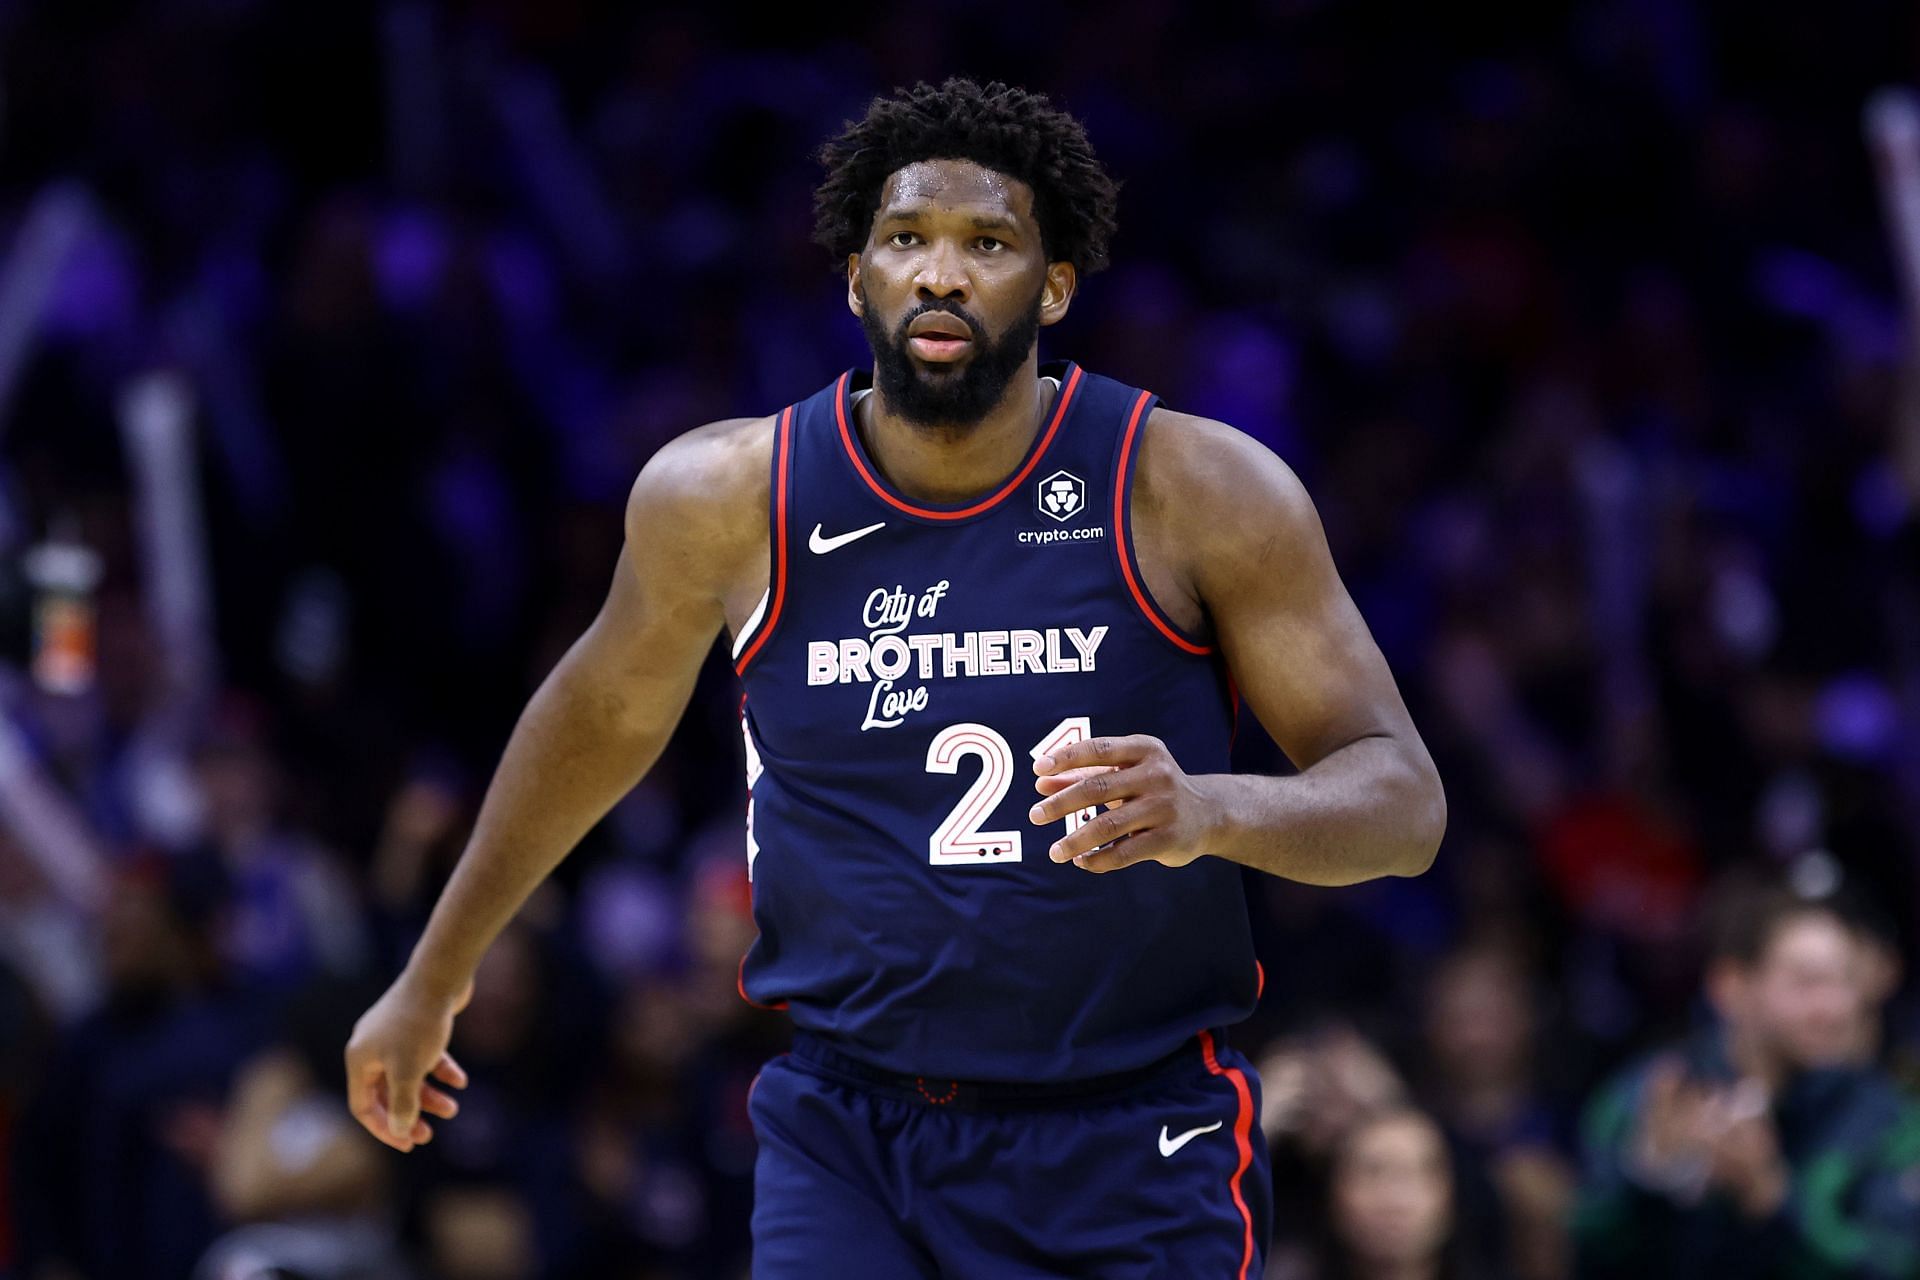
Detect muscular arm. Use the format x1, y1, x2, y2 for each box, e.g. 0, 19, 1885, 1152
1031, 411, 1443, 885
1171, 412, 1445, 884
347, 416, 768, 1151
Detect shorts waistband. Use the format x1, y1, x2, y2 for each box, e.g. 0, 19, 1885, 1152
786, 1028, 1225, 1112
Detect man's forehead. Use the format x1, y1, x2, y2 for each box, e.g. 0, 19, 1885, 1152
877, 159, 1035, 219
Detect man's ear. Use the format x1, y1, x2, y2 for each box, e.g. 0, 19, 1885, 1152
846, 254, 865, 318
1039, 260, 1077, 327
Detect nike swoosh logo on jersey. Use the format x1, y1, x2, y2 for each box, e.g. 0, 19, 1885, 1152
809, 521, 887, 554
1158, 1120, 1224, 1157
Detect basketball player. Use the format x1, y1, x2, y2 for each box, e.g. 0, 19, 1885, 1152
346, 78, 1446, 1277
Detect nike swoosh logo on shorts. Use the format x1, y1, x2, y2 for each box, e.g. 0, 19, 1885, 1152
1158, 1120, 1224, 1157
809, 521, 886, 554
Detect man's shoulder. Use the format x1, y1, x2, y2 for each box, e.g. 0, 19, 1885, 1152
649, 413, 777, 483
1130, 404, 1318, 582
1135, 405, 1306, 506
630, 414, 774, 513
623, 414, 776, 573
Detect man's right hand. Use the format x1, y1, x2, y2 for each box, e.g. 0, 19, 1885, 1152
344, 972, 474, 1152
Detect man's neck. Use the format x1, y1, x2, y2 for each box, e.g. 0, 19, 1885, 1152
857, 356, 1057, 505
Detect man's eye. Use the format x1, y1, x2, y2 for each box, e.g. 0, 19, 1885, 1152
888, 232, 917, 247
977, 237, 1003, 252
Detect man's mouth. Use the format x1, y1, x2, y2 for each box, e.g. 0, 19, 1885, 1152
907, 333, 973, 362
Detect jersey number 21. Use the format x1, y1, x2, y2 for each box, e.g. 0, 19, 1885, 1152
925, 716, 1096, 866
742, 716, 1099, 876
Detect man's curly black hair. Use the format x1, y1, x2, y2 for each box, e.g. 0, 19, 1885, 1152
811, 78, 1121, 277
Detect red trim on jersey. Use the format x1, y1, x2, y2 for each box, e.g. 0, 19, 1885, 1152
835, 365, 1083, 519
1199, 1028, 1259, 1280
734, 405, 794, 676
1115, 390, 1213, 655
1255, 958, 1266, 1002
737, 952, 788, 1011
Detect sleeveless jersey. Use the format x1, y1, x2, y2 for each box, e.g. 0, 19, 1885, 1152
731, 358, 1264, 1082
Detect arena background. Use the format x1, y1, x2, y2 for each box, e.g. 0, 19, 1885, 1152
2, 2, 1919, 1278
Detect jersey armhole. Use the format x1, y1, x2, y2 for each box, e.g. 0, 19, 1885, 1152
732, 404, 794, 676
1109, 390, 1217, 656
730, 589, 769, 661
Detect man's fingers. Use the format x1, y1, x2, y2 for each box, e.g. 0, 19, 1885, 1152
1033, 734, 1160, 776
420, 1084, 461, 1120
360, 1110, 411, 1153
353, 1072, 416, 1153
385, 1071, 422, 1144
431, 1051, 469, 1090
1033, 769, 1127, 828
1071, 829, 1174, 874
1048, 797, 1166, 863
375, 1081, 432, 1148
349, 1058, 413, 1152
345, 1050, 374, 1115
1033, 766, 1110, 795
1030, 764, 1147, 826
349, 1096, 405, 1152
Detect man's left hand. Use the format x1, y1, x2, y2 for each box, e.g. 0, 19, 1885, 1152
1029, 734, 1219, 873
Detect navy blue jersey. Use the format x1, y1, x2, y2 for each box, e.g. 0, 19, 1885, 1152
731, 359, 1264, 1082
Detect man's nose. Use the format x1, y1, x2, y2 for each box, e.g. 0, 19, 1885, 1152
914, 240, 970, 302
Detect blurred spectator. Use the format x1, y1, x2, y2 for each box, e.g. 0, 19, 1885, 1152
1417, 944, 1578, 1280
1259, 1023, 1412, 1269
184, 699, 369, 995
400, 917, 592, 1279
565, 850, 767, 1278
1573, 872, 1920, 1279
571, 978, 746, 1278
367, 762, 478, 967
14, 853, 261, 1280
1273, 1106, 1502, 1280
1262, 1024, 1412, 1163
0, 954, 51, 1277
1834, 888, 1906, 1069
192, 978, 411, 1280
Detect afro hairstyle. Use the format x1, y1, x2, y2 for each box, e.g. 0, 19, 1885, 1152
811, 77, 1120, 277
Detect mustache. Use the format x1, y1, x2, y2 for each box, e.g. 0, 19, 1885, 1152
894, 301, 986, 343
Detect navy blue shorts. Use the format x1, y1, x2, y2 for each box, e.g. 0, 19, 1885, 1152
747, 1027, 1273, 1278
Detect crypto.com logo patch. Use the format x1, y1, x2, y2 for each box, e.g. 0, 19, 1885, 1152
1036, 469, 1085, 522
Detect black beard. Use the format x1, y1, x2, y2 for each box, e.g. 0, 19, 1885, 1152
861, 289, 1043, 430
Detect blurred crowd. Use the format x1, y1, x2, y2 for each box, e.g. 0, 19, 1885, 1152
1, 2, 1919, 1279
